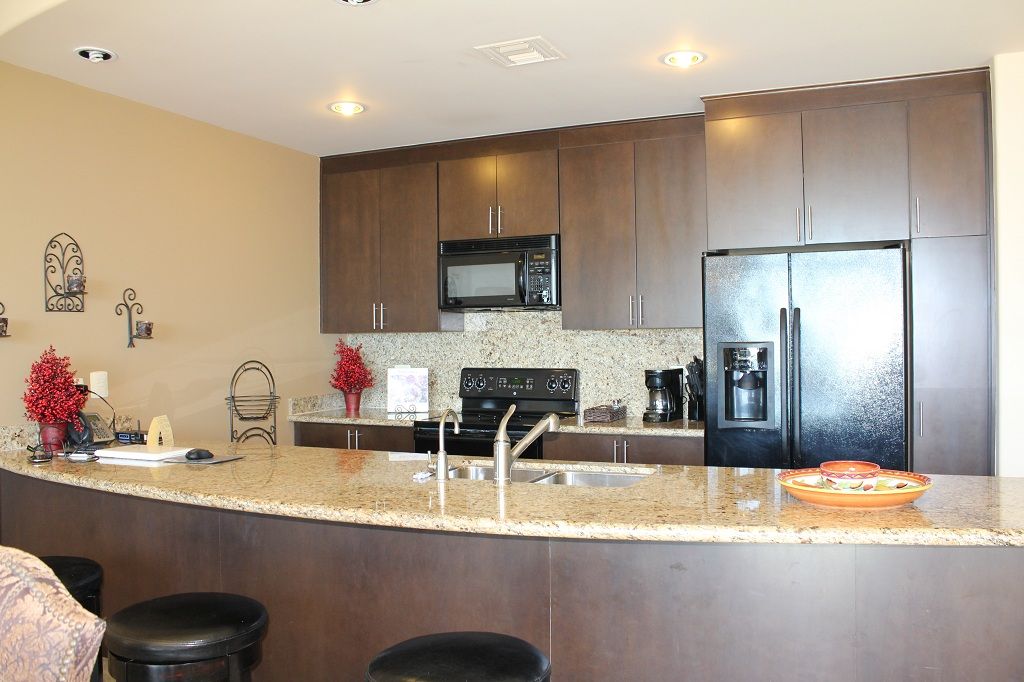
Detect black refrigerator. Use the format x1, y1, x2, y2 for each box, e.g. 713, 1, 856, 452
703, 246, 908, 471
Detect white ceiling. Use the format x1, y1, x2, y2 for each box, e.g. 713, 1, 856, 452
2, 0, 1022, 157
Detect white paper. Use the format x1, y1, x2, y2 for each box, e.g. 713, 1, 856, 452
387, 367, 429, 413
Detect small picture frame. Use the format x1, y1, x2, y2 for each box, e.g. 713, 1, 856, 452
387, 366, 428, 414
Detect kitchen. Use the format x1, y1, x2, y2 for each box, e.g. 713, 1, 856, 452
1, 1, 1024, 680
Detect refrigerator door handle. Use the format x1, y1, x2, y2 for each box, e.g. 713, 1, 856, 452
780, 308, 790, 467
792, 307, 802, 468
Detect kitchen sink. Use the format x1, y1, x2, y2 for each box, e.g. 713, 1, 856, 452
530, 471, 651, 487
447, 465, 547, 482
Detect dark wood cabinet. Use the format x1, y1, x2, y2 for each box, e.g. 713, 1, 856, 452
911, 236, 992, 475
321, 163, 447, 333
706, 112, 805, 250
294, 422, 413, 452
802, 102, 909, 244
560, 136, 706, 330
909, 93, 989, 238
706, 103, 910, 249
439, 150, 558, 240
544, 431, 704, 466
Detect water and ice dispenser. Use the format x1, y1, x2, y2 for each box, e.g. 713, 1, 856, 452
717, 343, 774, 429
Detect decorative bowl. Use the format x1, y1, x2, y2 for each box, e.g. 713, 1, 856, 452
819, 460, 880, 491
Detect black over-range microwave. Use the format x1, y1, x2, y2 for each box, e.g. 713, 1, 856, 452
439, 234, 559, 311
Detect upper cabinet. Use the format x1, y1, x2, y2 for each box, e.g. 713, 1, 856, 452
707, 102, 909, 250
321, 162, 450, 334
909, 92, 989, 237
438, 149, 559, 240
560, 132, 706, 330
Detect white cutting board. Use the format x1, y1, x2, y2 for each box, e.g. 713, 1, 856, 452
94, 444, 192, 461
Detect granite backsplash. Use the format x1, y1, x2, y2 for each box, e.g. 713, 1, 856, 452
335, 311, 703, 418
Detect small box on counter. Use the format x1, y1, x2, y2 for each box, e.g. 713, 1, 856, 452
116, 430, 148, 445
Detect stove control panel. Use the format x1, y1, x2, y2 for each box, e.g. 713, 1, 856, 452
459, 368, 579, 400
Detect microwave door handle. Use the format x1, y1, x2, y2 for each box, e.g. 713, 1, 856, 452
517, 256, 527, 303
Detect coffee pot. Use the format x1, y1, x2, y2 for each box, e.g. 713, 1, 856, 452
643, 368, 686, 423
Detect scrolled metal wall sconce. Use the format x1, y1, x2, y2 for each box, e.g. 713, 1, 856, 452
43, 232, 86, 312
114, 288, 154, 348
0, 302, 9, 338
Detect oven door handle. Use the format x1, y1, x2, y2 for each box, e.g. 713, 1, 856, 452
516, 255, 527, 304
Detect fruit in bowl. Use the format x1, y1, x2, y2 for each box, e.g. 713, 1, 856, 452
819, 460, 880, 492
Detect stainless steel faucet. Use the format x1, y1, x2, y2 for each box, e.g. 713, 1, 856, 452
435, 409, 459, 480
493, 404, 559, 485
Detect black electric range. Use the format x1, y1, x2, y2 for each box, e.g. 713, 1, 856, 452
413, 368, 579, 459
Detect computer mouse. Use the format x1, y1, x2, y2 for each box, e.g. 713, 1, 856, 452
185, 448, 214, 461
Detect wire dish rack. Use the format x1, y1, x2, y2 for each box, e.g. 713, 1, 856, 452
226, 360, 279, 445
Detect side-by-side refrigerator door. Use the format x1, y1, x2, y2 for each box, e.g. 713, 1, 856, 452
790, 249, 907, 470
703, 253, 790, 468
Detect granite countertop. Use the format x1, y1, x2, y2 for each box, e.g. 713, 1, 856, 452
2, 443, 1021, 546
288, 408, 705, 438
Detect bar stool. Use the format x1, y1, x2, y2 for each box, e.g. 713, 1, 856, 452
104, 592, 268, 682
365, 631, 551, 682
41, 555, 104, 682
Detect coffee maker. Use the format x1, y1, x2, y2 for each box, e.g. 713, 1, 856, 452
643, 368, 686, 423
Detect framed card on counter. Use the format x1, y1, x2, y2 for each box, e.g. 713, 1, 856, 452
387, 366, 428, 414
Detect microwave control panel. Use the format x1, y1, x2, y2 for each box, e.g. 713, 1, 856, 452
459, 368, 578, 400
525, 250, 557, 306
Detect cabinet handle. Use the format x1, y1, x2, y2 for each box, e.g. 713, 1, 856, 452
808, 206, 814, 241
347, 429, 352, 449
638, 294, 644, 327
379, 302, 387, 328
613, 440, 619, 463
915, 197, 921, 234
628, 296, 635, 327
497, 205, 503, 234
488, 206, 494, 235
917, 402, 924, 438
372, 303, 378, 330
796, 208, 802, 243
622, 439, 629, 463
354, 429, 361, 449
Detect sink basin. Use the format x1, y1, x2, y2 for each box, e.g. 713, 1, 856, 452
531, 471, 650, 487
447, 465, 547, 483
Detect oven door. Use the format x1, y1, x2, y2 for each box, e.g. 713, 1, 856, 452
439, 250, 527, 309
413, 425, 543, 459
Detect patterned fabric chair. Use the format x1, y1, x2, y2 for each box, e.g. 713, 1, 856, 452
0, 545, 106, 682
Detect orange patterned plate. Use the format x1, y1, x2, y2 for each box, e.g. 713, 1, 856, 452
777, 468, 932, 509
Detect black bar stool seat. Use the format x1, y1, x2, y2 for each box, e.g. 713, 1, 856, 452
366, 631, 551, 682
105, 592, 268, 682
40, 555, 103, 615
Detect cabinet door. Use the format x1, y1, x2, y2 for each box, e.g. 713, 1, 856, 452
352, 425, 414, 452
559, 142, 638, 330
909, 93, 989, 238
495, 149, 559, 236
622, 436, 704, 466
543, 432, 617, 463
802, 102, 909, 244
380, 163, 440, 332
438, 156, 496, 240
320, 170, 380, 333
635, 136, 706, 328
706, 113, 805, 250
911, 236, 992, 475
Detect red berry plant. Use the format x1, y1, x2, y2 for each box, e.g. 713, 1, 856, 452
330, 340, 374, 394
23, 346, 87, 429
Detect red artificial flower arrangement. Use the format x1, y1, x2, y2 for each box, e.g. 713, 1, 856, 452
23, 346, 87, 429
330, 340, 374, 394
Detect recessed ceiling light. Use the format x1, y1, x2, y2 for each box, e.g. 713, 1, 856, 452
329, 101, 365, 116
335, 0, 380, 5
661, 50, 706, 68
75, 46, 117, 63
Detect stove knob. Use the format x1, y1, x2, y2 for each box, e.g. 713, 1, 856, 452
546, 377, 558, 392
475, 377, 487, 390
560, 377, 573, 391
462, 376, 474, 390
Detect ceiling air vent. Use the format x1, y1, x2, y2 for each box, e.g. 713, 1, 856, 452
474, 36, 565, 67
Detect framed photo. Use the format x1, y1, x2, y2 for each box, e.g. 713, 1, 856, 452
387, 367, 429, 414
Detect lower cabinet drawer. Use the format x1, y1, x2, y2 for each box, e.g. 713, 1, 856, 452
294, 423, 413, 452
544, 432, 704, 466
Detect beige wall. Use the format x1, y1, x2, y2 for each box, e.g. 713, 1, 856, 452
993, 52, 1024, 475
0, 61, 332, 445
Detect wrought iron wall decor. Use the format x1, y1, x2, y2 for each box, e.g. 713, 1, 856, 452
226, 360, 279, 445
114, 288, 153, 348
0, 301, 9, 337
43, 232, 86, 312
